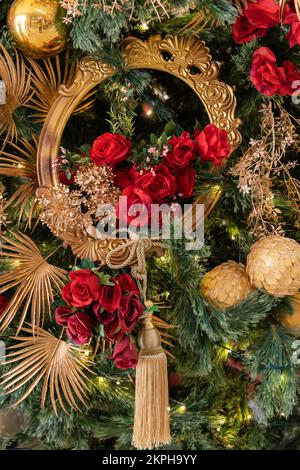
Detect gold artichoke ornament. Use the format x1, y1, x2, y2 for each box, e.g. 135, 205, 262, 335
246, 235, 300, 297
200, 260, 255, 310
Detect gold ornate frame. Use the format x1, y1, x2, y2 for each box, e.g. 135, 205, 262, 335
36, 35, 242, 263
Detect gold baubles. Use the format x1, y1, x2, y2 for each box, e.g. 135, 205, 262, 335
7, 0, 67, 58
280, 293, 300, 335
246, 235, 300, 297
200, 260, 255, 310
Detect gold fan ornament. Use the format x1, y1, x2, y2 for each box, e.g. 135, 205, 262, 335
246, 235, 300, 297
7, 0, 68, 59
200, 260, 255, 310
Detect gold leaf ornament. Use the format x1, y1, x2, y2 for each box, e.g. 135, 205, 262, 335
1, 326, 94, 414
0, 138, 39, 227
201, 260, 255, 310
0, 44, 32, 146
0, 231, 67, 333
246, 235, 300, 297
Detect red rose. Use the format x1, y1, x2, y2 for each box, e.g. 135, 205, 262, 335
104, 314, 124, 343
286, 22, 300, 47
245, 0, 279, 28
66, 311, 93, 345
58, 168, 76, 186
99, 281, 122, 313
55, 305, 73, 326
232, 15, 269, 44
62, 269, 100, 308
195, 124, 231, 166
117, 273, 139, 296
135, 164, 177, 203
93, 301, 115, 323
117, 185, 152, 227
90, 133, 132, 167
278, 60, 300, 95
112, 336, 138, 369
283, 1, 299, 24
164, 131, 196, 172
119, 292, 144, 333
176, 165, 195, 198
113, 166, 138, 190
250, 47, 282, 96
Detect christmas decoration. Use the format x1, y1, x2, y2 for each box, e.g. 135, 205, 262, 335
246, 235, 300, 297
7, 0, 67, 58
36, 34, 241, 264
1, 0, 300, 453
201, 260, 255, 310
0, 44, 31, 144
281, 293, 300, 334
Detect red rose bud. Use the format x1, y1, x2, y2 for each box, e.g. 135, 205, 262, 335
62, 269, 101, 308
99, 281, 122, 314
58, 168, 76, 186
0, 295, 9, 315
90, 132, 132, 167
250, 47, 282, 96
112, 336, 138, 369
232, 15, 269, 44
164, 131, 196, 172
195, 124, 231, 166
113, 165, 138, 190
104, 315, 124, 343
244, 0, 279, 28
116, 273, 139, 296
278, 60, 300, 95
66, 311, 93, 345
93, 301, 116, 324
117, 185, 153, 227
135, 163, 177, 203
119, 292, 144, 333
55, 305, 73, 326
176, 165, 195, 198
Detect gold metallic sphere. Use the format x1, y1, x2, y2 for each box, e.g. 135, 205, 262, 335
7, 0, 67, 58
246, 235, 300, 297
200, 260, 255, 310
281, 293, 300, 335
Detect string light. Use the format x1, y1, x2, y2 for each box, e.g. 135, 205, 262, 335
140, 21, 149, 31
142, 102, 154, 117
116, 380, 121, 386
167, 406, 171, 411
178, 404, 186, 413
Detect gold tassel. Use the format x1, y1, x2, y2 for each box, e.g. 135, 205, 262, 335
132, 312, 171, 449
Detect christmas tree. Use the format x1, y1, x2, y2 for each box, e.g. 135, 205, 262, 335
0, 0, 300, 451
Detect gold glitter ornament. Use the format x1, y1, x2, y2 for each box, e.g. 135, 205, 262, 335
7, 0, 67, 58
200, 260, 255, 310
246, 235, 300, 297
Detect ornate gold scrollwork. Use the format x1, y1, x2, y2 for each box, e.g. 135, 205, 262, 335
36, 35, 241, 263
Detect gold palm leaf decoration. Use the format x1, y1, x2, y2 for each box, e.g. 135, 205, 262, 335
0, 138, 38, 227
1, 326, 94, 415
27, 54, 96, 121
180, 9, 221, 33
0, 44, 32, 146
0, 231, 67, 334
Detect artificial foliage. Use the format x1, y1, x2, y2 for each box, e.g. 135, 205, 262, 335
0, 0, 300, 451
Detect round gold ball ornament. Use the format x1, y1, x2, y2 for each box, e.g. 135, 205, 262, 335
280, 293, 300, 335
7, 0, 67, 58
246, 235, 300, 297
200, 260, 255, 310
